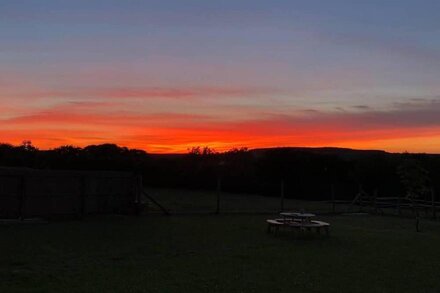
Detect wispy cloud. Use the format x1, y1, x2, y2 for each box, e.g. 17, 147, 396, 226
323, 32, 440, 68
0, 86, 275, 101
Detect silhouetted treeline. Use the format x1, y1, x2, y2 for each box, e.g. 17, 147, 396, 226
0, 143, 148, 171
1, 142, 439, 200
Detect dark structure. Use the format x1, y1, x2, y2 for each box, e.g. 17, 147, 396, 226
0, 167, 142, 219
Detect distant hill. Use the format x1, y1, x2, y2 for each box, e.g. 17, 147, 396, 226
148, 146, 439, 160
250, 147, 389, 159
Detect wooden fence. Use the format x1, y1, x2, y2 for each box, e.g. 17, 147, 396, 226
0, 167, 142, 219
330, 186, 439, 218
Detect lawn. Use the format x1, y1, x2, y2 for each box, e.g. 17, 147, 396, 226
1, 191, 440, 292
145, 187, 334, 214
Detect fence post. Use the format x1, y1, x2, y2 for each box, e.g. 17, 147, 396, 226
135, 175, 143, 215
215, 176, 221, 214
18, 176, 26, 220
331, 183, 335, 213
79, 176, 86, 219
280, 179, 285, 212
373, 189, 378, 214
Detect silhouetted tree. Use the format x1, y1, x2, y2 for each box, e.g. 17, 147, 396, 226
397, 155, 431, 231
188, 146, 217, 156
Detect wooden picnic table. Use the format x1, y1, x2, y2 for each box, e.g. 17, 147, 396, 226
279, 212, 315, 223
267, 216, 329, 235
267, 211, 329, 235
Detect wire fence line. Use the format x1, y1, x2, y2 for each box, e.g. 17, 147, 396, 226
144, 186, 439, 220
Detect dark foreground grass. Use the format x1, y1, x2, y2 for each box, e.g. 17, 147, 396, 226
1, 213, 440, 292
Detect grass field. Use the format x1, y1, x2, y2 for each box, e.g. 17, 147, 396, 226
145, 187, 334, 214
2, 190, 440, 292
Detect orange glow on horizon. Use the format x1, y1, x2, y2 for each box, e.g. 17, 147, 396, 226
2, 125, 440, 154
2, 87, 440, 154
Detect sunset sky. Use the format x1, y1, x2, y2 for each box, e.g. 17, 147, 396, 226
1, 0, 440, 153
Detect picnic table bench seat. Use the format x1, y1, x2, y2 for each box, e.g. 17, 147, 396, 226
274, 218, 302, 223
266, 219, 284, 233
266, 219, 330, 235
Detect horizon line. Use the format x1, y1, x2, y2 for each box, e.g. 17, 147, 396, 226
2, 141, 439, 155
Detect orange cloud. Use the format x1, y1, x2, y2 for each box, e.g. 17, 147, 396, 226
1, 98, 440, 153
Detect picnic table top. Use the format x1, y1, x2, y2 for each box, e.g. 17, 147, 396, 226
266, 218, 330, 227
280, 212, 316, 218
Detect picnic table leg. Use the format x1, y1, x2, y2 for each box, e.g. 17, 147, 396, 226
267, 223, 277, 234
300, 227, 305, 237
293, 226, 299, 238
